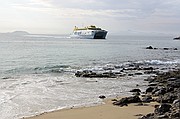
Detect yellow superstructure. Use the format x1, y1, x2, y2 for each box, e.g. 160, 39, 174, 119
74, 25, 102, 31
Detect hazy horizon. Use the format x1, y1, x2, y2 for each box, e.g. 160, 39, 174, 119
0, 0, 180, 35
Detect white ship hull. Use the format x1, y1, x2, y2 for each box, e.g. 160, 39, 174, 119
70, 30, 107, 39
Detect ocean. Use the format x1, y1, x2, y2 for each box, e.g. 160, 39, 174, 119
0, 33, 180, 119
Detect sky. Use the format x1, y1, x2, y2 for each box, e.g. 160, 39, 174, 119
0, 0, 180, 35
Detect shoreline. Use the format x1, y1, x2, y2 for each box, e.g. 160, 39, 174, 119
24, 68, 180, 119
23, 68, 180, 119
24, 98, 157, 119
0, 33, 179, 119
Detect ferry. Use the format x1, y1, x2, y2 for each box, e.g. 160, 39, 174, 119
70, 25, 108, 39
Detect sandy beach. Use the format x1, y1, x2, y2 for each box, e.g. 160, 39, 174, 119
25, 99, 157, 119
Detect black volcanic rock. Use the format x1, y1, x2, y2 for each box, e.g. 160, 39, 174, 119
154, 103, 172, 115
113, 96, 142, 107
146, 46, 153, 49
145, 46, 178, 51
173, 36, 180, 40
163, 48, 169, 50
139, 113, 154, 119
142, 70, 180, 119
156, 93, 178, 103
142, 95, 153, 103
130, 89, 141, 93
99, 95, 106, 99
75, 70, 117, 78
146, 87, 154, 93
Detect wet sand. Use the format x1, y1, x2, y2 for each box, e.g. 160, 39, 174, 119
25, 99, 157, 119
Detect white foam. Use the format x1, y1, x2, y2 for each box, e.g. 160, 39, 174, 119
144, 59, 180, 65
0, 73, 147, 119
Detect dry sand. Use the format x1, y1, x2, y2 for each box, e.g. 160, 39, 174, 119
25, 99, 157, 119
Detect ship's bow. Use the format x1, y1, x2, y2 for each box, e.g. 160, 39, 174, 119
94, 30, 107, 39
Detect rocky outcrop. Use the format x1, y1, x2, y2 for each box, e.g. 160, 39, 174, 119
145, 46, 178, 50
130, 89, 141, 93
75, 70, 117, 78
74, 62, 180, 119
113, 96, 142, 107
74, 63, 158, 78
109, 69, 180, 119
146, 46, 153, 49
173, 36, 180, 40
154, 103, 172, 115
141, 95, 153, 103
99, 95, 106, 99
139, 69, 180, 119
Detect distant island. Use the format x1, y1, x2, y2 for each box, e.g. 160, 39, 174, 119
10, 31, 30, 35
0, 31, 30, 35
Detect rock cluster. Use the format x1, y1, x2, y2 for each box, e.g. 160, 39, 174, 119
75, 70, 117, 78
112, 69, 180, 119
74, 63, 159, 78
74, 60, 179, 118
146, 46, 178, 50
113, 96, 142, 107
140, 69, 180, 119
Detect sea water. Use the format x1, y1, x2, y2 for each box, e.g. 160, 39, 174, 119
0, 34, 180, 119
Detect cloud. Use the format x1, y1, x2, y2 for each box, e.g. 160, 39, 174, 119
12, 0, 180, 20
30, 0, 53, 7
11, 1, 139, 20
0, 0, 180, 34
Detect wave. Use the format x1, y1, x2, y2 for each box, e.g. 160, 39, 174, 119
1, 58, 179, 119
138, 59, 180, 65
2, 58, 180, 79
1, 65, 74, 78
34, 65, 75, 73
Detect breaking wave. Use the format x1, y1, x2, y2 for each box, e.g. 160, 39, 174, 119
142, 59, 180, 65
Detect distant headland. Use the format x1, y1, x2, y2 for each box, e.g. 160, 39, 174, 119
10, 31, 30, 35
0, 31, 30, 35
